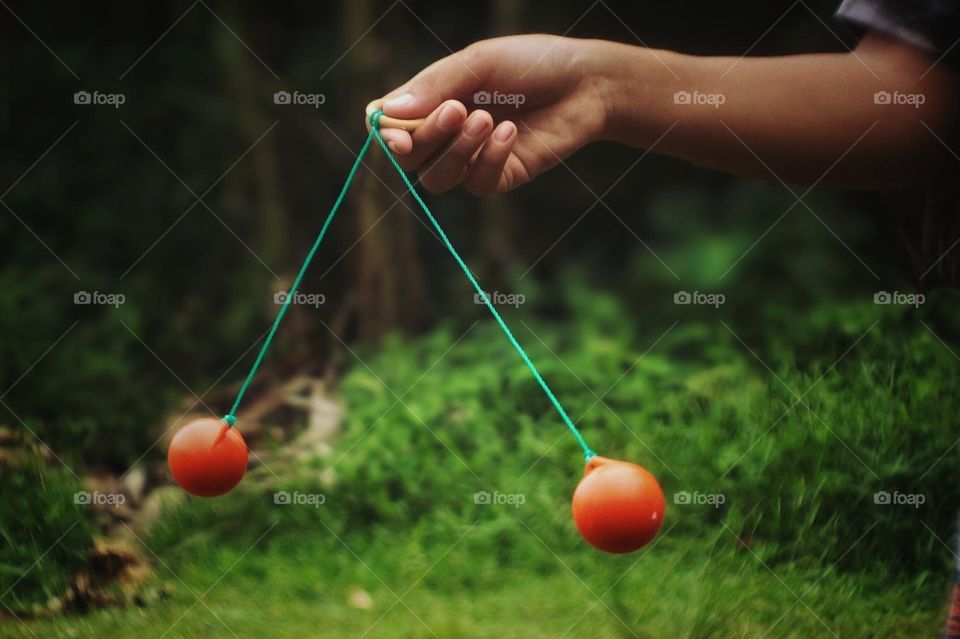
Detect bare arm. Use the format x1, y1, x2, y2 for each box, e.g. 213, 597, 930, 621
376, 32, 958, 194
596, 32, 958, 188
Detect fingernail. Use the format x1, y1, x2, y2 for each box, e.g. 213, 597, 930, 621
384, 93, 413, 109
438, 103, 463, 131
387, 141, 397, 152
464, 114, 489, 137
493, 121, 515, 143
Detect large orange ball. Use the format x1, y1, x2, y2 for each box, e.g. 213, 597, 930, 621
572, 456, 665, 553
167, 418, 248, 497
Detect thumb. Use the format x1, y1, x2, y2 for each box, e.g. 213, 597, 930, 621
381, 48, 489, 119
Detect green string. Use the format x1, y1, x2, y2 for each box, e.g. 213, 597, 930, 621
223, 128, 376, 426
367, 112, 596, 461
224, 110, 596, 462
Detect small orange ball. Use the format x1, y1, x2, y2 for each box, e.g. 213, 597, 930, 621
572, 456, 665, 553
167, 418, 248, 497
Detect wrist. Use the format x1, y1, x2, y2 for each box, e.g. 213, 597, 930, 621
588, 40, 683, 145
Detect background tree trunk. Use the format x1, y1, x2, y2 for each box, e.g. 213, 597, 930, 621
477, 0, 520, 288
214, 4, 287, 271
344, 0, 427, 340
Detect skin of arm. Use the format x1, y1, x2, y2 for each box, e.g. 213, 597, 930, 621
376, 32, 959, 194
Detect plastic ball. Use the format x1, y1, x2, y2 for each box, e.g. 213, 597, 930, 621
167, 418, 248, 497
572, 455, 665, 553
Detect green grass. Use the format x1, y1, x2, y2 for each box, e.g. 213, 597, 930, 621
0, 459, 94, 613
1, 534, 945, 638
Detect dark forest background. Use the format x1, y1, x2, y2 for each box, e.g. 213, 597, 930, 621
0, 0, 913, 465
2, 2, 958, 637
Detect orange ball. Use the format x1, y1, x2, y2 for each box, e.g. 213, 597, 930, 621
572, 456, 665, 553
167, 418, 248, 497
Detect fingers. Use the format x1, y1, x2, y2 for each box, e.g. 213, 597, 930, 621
373, 97, 463, 158
377, 128, 412, 155
381, 45, 489, 120
374, 93, 517, 196
395, 100, 467, 170
419, 110, 494, 194
372, 41, 495, 170
464, 121, 517, 196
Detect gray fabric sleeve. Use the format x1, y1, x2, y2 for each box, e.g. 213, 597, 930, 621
836, 0, 937, 51
835, 0, 960, 66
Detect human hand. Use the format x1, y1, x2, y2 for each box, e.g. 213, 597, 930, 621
374, 35, 609, 195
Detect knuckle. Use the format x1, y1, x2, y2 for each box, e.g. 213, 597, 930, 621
457, 42, 492, 78
458, 43, 482, 68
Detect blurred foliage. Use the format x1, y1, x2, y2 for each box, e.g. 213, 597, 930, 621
0, 457, 94, 613
0, 266, 173, 465
137, 241, 958, 635
148, 177, 960, 579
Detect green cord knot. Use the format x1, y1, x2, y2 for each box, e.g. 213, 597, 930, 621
222, 414, 237, 427
369, 109, 384, 129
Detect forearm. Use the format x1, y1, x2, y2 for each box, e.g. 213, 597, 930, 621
590, 35, 958, 188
